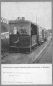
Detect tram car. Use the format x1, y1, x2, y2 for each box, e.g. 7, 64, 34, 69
9, 18, 39, 53
43, 29, 47, 42
38, 26, 47, 45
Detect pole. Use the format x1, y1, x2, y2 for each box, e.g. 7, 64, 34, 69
36, 16, 37, 24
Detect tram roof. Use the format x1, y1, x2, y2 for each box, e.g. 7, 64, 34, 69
9, 19, 31, 26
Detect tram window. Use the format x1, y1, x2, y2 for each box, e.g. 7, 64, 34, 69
20, 29, 27, 34
13, 27, 17, 34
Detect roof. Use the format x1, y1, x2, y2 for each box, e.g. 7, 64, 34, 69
9, 19, 31, 26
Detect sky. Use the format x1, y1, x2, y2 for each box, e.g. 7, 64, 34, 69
1, 2, 52, 30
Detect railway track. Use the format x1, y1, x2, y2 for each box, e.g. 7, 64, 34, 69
33, 38, 52, 63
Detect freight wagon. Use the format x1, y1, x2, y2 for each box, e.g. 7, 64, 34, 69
9, 18, 39, 53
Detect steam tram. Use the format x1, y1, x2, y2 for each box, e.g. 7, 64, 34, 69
9, 19, 39, 53
9, 18, 47, 53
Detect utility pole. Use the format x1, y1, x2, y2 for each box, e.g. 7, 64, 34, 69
36, 16, 37, 24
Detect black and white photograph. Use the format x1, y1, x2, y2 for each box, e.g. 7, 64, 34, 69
1, 1, 52, 85
1, 2, 52, 64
